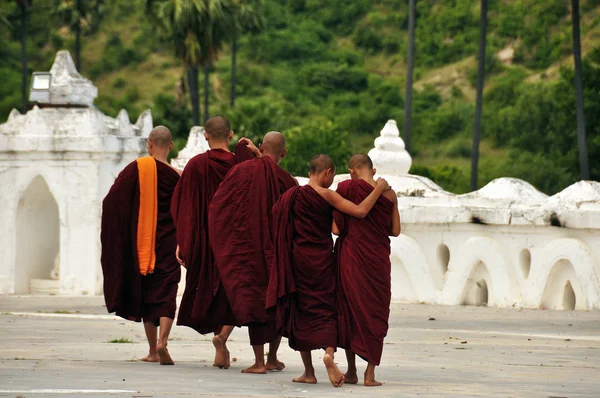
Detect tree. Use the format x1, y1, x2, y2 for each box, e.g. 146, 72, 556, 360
16, 0, 31, 113
146, 0, 232, 125
571, 0, 589, 180
53, 0, 105, 71
470, 0, 487, 191
403, 0, 416, 153
229, 0, 264, 108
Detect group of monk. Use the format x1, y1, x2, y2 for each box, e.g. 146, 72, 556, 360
100, 116, 401, 388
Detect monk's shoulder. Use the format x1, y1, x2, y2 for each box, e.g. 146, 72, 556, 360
383, 189, 397, 202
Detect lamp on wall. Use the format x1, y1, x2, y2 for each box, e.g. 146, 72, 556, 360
29, 72, 52, 103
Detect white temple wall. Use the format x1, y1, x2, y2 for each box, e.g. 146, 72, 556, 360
393, 223, 600, 310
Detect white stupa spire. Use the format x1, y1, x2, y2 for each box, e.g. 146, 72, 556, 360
171, 126, 210, 170
367, 120, 412, 175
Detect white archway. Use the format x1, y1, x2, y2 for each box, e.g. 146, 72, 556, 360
530, 239, 600, 310
442, 237, 518, 307
390, 235, 439, 302
15, 176, 60, 293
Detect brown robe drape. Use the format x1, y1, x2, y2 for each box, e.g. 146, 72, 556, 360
334, 179, 394, 365
209, 156, 297, 345
101, 158, 180, 325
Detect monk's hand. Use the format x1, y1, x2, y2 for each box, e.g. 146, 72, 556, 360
176, 245, 185, 268
376, 177, 390, 192
239, 137, 261, 157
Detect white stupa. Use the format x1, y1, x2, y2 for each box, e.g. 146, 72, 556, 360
0, 50, 150, 295
368, 120, 412, 175
171, 126, 210, 170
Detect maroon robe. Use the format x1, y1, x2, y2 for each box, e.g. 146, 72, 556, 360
209, 156, 297, 345
334, 179, 394, 365
170, 143, 253, 334
101, 158, 180, 325
268, 185, 337, 351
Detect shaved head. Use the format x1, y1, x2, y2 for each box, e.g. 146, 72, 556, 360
348, 153, 373, 170
310, 154, 335, 174
261, 131, 286, 155
205, 116, 231, 141
148, 125, 172, 148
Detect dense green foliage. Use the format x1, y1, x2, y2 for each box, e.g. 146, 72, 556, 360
1, 0, 600, 194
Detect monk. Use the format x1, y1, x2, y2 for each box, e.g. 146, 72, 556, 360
209, 131, 297, 374
170, 116, 257, 369
101, 125, 181, 365
268, 154, 390, 387
333, 154, 400, 386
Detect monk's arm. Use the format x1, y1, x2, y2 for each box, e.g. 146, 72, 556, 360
322, 183, 386, 219
332, 220, 340, 235
238, 137, 262, 158
390, 195, 401, 236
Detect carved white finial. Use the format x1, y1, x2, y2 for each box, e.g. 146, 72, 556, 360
171, 126, 210, 170
46, 50, 98, 106
368, 120, 412, 175
134, 109, 153, 138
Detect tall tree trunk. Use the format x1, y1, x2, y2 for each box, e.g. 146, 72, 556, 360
187, 66, 200, 126
204, 63, 210, 124
403, 0, 416, 153
20, 3, 28, 113
470, 0, 487, 191
75, 0, 81, 71
230, 37, 237, 108
571, 0, 589, 180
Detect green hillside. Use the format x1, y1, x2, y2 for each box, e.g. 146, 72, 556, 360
1, 0, 600, 194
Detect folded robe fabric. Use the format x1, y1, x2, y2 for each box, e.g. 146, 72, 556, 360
334, 179, 394, 365
268, 185, 337, 351
170, 143, 253, 334
209, 156, 298, 327
136, 156, 158, 276
101, 158, 180, 323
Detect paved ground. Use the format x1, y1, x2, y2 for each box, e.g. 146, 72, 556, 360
0, 296, 599, 398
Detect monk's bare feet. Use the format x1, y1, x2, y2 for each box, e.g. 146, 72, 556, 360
141, 354, 159, 363
266, 359, 285, 372
157, 343, 174, 365
241, 363, 267, 374
212, 336, 228, 369
323, 354, 344, 387
364, 377, 383, 387
293, 373, 317, 384
344, 371, 359, 385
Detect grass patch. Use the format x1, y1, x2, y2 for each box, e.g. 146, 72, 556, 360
108, 338, 133, 344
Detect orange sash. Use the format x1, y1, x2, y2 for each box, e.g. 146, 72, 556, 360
136, 156, 158, 275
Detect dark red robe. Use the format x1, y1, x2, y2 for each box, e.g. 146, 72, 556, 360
267, 185, 337, 351
209, 156, 297, 345
101, 159, 180, 325
334, 179, 394, 365
170, 143, 253, 334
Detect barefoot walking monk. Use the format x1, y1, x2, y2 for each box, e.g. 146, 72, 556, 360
267, 154, 390, 387
334, 154, 400, 386
170, 116, 257, 369
101, 125, 181, 365
209, 131, 297, 374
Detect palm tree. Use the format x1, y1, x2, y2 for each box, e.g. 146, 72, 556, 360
229, 0, 264, 108
403, 0, 416, 153
146, 0, 232, 125
53, 0, 105, 71
470, 0, 487, 191
16, 0, 31, 113
571, 0, 589, 180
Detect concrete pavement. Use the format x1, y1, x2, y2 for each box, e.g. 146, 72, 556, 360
0, 296, 599, 397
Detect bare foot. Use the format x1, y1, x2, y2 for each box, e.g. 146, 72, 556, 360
293, 373, 317, 384
266, 359, 285, 371
344, 371, 359, 384
140, 354, 159, 363
364, 378, 383, 387
323, 354, 344, 387
241, 363, 267, 374
157, 343, 174, 365
212, 336, 228, 369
